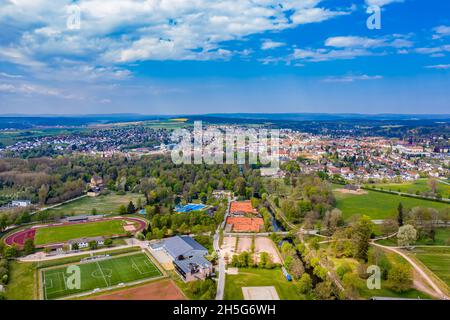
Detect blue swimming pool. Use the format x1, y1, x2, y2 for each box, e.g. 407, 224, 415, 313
175, 203, 206, 213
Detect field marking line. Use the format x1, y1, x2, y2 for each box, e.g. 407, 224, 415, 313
96, 261, 110, 287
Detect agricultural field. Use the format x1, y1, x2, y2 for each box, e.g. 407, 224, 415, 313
411, 247, 450, 287
34, 219, 134, 245
44, 192, 144, 216
42, 252, 162, 299
332, 185, 449, 220
368, 179, 450, 198
224, 268, 301, 300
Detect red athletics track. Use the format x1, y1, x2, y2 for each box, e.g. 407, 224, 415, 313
3, 217, 147, 247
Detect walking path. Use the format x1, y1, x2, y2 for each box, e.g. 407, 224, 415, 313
371, 241, 449, 300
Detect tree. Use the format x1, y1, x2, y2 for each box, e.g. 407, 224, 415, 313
127, 201, 136, 214
297, 273, 312, 294
352, 215, 374, 261
118, 204, 127, 215
104, 238, 113, 246
23, 239, 35, 255
88, 241, 98, 250
72, 243, 79, 251
388, 264, 412, 292
38, 184, 49, 205
313, 281, 335, 300
397, 202, 404, 227
428, 178, 438, 194
342, 272, 360, 299
91, 208, 97, 215
4, 246, 17, 259
397, 224, 417, 247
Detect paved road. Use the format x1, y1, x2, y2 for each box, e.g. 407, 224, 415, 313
214, 229, 225, 300
371, 241, 448, 300
214, 194, 232, 300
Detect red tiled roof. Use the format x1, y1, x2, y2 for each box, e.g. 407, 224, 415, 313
226, 216, 264, 232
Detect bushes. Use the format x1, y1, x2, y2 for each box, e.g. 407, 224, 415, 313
0, 258, 9, 285
186, 278, 217, 300
297, 273, 313, 294
387, 264, 412, 292
336, 262, 352, 280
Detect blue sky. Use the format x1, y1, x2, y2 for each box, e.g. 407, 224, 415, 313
0, 0, 449, 115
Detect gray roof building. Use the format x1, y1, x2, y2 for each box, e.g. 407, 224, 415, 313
150, 235, 208, 259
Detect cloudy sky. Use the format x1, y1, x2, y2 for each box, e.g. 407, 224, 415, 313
0, 0, 449, 115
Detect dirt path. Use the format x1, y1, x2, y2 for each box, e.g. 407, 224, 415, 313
371, 242, 448, 300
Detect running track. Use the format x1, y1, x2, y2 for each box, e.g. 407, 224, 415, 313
3, 217, 147, 247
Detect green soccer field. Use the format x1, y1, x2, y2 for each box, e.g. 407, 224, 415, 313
42, 252, 162, 299
34, 219, 131, 245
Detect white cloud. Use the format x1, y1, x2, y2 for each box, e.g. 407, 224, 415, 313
0, 72, 23, 78
261, 40, 286, 50
432, 25, 450, 39
0, 82, 75, 99
291, 7, 350, 24
424, 64, 450, 70
365, 0, 404, 7
325, 36, 386, 48
322, 74, 383, 83
0, 0, 354, 67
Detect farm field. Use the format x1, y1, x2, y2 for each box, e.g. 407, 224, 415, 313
332, 186, 449, 220
412, 247, 450, 287
42, 252, 162, 299
224, 268, 300, 300
368, 179, 450, 198
44, 192, 143, 216
34, 219, 132, 245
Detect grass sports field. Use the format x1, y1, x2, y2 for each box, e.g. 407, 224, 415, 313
369, 179, 450, 198
42, 252, 162, 299
224, 268, 299, 300
34, 219, 131, 245
44, 192, 143, 216
412, 247, 450, 287
332, 186, 449, 220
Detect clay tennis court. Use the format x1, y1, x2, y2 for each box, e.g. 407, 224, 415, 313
88, 279, 186, 300
254, 237, 281, 264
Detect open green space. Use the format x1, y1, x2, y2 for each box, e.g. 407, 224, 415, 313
412, 247, 450, 287
4, 261, 37, 300
224, 268, 301, 300
45, 192, 143, 216
34, 219, 130, 245
332, 185, 449, 220
377, 228, 450, 247
368, 179, 450, 198
42, 252, 162, 299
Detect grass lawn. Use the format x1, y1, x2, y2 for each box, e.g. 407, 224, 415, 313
369, 179, 450, 198
34, 219, 130, 245
411, 247, 450, 287
224, 268, 301, 300
45, 192, 144, 216
332, 186, 449, 220
42, 252, 162, 299
377, 228, 450, 247
5, 261, 37, 300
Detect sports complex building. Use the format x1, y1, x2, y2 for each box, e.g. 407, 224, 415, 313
149, 235, 213, 282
